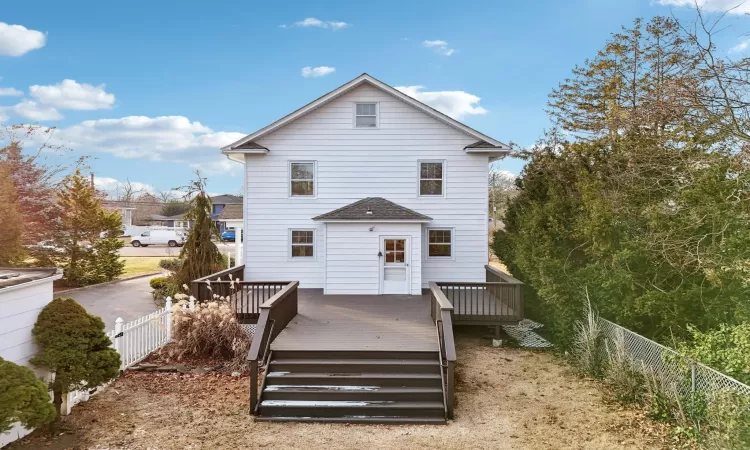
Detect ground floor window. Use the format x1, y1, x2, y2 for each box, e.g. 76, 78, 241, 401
427, 228, 453, 258
290, 229, 315, 258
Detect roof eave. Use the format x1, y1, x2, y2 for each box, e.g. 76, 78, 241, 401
313, 218, 432, 223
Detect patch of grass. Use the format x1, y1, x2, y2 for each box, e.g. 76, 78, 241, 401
119, 257, 162, 278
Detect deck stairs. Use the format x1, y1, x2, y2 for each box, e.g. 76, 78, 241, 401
255, 350, 446, 424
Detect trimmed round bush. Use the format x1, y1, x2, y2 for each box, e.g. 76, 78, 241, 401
150, 276, 170, 290
0, 357, 56, 433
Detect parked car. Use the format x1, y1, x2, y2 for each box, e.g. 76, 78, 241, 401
131, 230, 185, 247
220, 230, 235, 241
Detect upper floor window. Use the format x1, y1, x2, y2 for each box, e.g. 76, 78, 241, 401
290, 161, 315, 197
355, 103, 378, 128
419, 161, 445, 196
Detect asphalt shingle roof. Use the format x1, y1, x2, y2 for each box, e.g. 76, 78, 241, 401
217, 204, 243, 221
312, 197, 432, 222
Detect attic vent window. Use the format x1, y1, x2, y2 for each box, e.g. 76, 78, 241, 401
355, 103, 378, 128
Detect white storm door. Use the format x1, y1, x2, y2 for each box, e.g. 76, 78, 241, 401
381, 237, 410, 294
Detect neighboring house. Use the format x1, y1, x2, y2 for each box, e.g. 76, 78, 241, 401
0, 268, 62, 447
222, 73, 509, 295
217, 203, 243, 260
101, 200, 136, 229
210, 194, 243, 233
148, 213, 192, 229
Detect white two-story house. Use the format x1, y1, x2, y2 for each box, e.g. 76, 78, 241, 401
221, 73, 509, 296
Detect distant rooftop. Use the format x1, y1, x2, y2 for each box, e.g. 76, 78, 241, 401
217, 204, 242, 221
210, 194, 243, 204
0, 267, 61, 290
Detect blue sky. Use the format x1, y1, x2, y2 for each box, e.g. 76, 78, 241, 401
1, 0, 748, 197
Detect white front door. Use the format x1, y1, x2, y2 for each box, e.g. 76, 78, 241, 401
380, 237, 410, 294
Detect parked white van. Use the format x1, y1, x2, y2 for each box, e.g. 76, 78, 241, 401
131, 230, 185, 247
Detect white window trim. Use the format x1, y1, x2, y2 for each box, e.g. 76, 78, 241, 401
353, 102, 379, 129
417, 160, 446, 197
425, 227, 455, 261
288, 160, 317, 198
288, 228, 316, 260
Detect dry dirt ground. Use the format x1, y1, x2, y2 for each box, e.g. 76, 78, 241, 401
10, 330, 670, 450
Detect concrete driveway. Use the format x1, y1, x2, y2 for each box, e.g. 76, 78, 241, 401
60, 275, 161, 330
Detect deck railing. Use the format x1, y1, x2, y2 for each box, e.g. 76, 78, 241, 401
190, 264, 245, 300
247, 281, 300, 414
434, 266, 523, 325
429, 282, 456, 420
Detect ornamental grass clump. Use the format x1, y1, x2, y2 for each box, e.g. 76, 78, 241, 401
168, 294, 251, 369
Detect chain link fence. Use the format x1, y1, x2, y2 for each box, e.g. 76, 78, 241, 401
599, 318, 750, 398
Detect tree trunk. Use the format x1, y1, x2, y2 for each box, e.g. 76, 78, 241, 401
50, 387, 63, 434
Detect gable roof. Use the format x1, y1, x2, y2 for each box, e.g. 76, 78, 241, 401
312, 197, 432, 222
222, 73, 510, 153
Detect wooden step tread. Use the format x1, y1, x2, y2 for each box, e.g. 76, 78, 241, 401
270, 358, 439, 365
260, 400, 444, 409
254, 416, 446, 425
266, 372, 441, 379
264, 385, 442, 393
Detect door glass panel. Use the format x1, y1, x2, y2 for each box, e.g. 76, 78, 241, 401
384, 239, 406, 265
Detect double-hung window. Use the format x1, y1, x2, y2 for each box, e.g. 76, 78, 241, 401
355, 103, 378, 128
427, 228, 453, 258
290, 161, 315, 197
290, 230, 314, 258
419, 161, 445, 196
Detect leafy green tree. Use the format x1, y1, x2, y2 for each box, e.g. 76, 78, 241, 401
161, 200, 190, 217
30, 298, 120, 424
495, 15, 750, 349
51, 169, 125, 286
175, 174, 223, 290
0, 163, 25, 265
0, 357, 56, 433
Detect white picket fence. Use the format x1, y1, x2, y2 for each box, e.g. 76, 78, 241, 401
65, 297, 175, 413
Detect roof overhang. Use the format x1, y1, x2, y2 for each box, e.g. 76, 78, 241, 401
315, 219, 432, 223
222, 73, 511, 153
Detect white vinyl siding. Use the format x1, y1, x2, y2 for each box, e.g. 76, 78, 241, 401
325, 222, 422, 295
243, 83, 490, 288
0, 278, 56, 447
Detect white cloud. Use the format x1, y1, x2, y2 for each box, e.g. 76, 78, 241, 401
394, 85, 488, 120
730, 38, 750, 53
423, 40, 455, 56
29, 79, 115, 110
0, 87, 22, 96
94, 176, 156, 196
0, 22, 46, 56
301, 66, 336, 78
1, 99, 62, 121
23, 115, 245, 174
281, 17, 351, 30
657, 0, 750, 14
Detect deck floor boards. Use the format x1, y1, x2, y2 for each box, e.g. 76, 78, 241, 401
270, 290, 438, 352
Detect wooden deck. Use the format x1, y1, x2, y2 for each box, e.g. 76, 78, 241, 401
442, 286, 518, 323
270, 289, 438, 352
